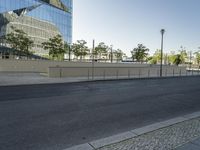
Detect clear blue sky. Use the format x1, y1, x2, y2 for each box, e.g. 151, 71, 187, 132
73, 0, 200, 56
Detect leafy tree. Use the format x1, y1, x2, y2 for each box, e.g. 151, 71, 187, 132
194, 51, 200, 65
180, 50, 187, 64
71, 40, 89, 60
42, 34, 65, 60
114, 49, 124, 62
178, 46, 187, 64
64, 42, 70, 54
6, 26, 33, 57
148, 56, 156, 64
6, 32, 19, 52
131, 44, 149, 63
174, 54, 182, 66
148, 50, 163, 64
94, 42, 108, 59
167, 51, 176, 65
62, 42, 71, 60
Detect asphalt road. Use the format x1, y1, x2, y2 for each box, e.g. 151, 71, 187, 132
1, 76, 200, 150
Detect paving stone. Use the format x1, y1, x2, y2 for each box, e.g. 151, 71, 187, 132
65, 116, 200, 150
97, 118, 200, 150
191, 138, 200, 146
176, 143, 200, 150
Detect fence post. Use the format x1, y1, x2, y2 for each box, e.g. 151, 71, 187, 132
148, 69, 150, 78
128, 69, 130, 79
88, 69, 90, 80
165, 69, 167, 77
139, 69, 141, 78
103, 70, 106, 80
92, 60, 94, 80
59, 68, 62, 78
179, 69, 181, 76
157, 69, 159, 77
116, 70, 119, 79
173, 69, 175, 77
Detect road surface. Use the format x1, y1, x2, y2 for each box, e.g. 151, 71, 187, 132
0, 76, 200, 150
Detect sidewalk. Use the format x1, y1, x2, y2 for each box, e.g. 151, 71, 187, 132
0, 72, 199, 86
65, 112, 200, 150
0, 72, 141, 86
176, 138, 200, 150
0, 72, 88, 86
0, 72, 170, 86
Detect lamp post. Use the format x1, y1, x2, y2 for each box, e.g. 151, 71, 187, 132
189, 50, 192, 69
92, 39, 95, 80
160, 29, 165, 77
68, 44, 71, 61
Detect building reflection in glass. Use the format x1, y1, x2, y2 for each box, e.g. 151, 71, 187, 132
0, 0, 72, 56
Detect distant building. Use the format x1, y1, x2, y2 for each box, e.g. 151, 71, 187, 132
0, 0, 72, 57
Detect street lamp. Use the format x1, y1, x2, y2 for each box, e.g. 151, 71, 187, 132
160, 29, 165, 77
92, 39, 95, 80
64, 42, 71, 61
68, 43, 71, 61
189, 50, 192, 69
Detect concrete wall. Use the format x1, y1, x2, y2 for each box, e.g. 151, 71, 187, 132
0, 59, 104, 73
48, 65, 186, 78
0, 59, 186, 78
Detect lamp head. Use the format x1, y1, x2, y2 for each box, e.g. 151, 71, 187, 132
161, 29, 165, 34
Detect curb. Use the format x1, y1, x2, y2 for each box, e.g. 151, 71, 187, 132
64, 111, 200, 150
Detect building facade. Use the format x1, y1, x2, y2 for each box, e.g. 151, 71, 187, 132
0, 0, 72, 56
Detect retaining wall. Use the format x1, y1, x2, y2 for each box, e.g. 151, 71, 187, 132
0, 59, 186, 78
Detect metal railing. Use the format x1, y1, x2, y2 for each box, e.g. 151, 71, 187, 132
52, 66, 200, 80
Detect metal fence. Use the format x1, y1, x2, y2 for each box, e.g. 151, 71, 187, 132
49, 66, 200, 80
86, 68, 200, 81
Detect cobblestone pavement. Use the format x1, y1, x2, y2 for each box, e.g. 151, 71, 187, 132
97, 118, 200, 150
175, 137, 200, 150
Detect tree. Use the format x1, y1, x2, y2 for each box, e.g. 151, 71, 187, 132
168, 51, 176, 65
148, 50, 162, 64
71, 40, 89, 61
179, 46, 187, 64
94, 42, 108, 59
6, 26, 33, 57
42, 34, 65, 60
63, 42, 71, 54
63, 42, 71, 60
174, 54, 182, 66
194, 51, 200, 65
114, 49, 124, 62
131, 44, 149, 63
148, 56, 156, 64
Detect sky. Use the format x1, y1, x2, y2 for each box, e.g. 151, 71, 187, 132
73, 0, 200, 56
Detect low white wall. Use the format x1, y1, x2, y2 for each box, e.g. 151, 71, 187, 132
0, 59, 151, 73
0, 60, 186, 78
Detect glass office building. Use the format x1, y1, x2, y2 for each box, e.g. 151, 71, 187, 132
0, 0, 72, 56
